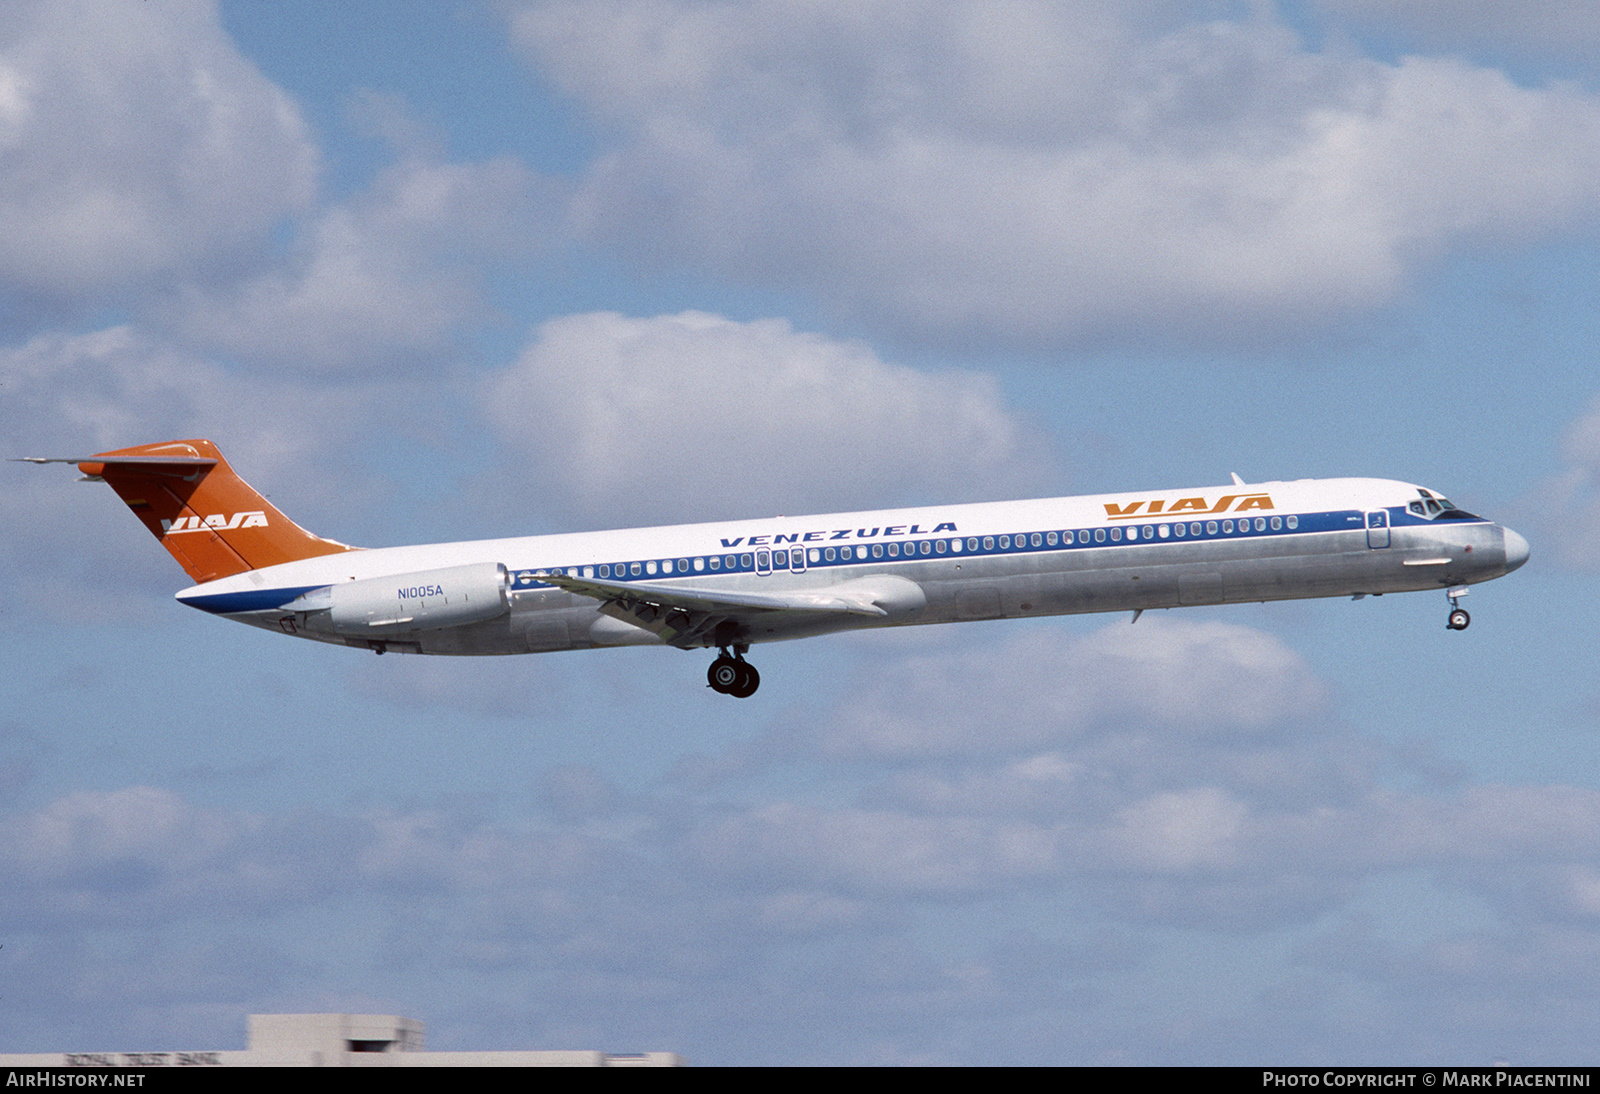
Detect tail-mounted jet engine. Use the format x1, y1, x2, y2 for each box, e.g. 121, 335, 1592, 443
288, 561, 511, 636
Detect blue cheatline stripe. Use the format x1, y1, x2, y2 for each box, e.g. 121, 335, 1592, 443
187, 507, 1492, 606
507, 507, 1475, 590
179, 586, 325, 615
1389, 509, 1484, 528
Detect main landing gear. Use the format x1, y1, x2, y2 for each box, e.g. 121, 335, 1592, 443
1446, 586, 1470, 631
707, 647, 760, 698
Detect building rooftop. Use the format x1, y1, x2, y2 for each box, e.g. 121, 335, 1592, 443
0, 1013, 682, 1068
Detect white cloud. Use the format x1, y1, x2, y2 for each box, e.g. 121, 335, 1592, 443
0, 0, 316, 307
688, 802, 1067, 896
507, 0, 1600, 347
1528, 395, 1600, 569
3, 326, 255, 455
0, 787, 334, 927
0, 4, 543, 368
662, 620, 1600, 935
1312, 1, 1600, 66
1109, 786, 1248, 870
8, 750, 1600, 1059
168, 135, 540, 373
0, 325, 422, 618
483, 310, 1048, 524
683, 754, 1600, 930
343, 654, 571, 721
803, 618, 1329, 760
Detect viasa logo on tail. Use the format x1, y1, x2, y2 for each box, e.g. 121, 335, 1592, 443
161, 512, 268, 534
1103, 494, 1274, 520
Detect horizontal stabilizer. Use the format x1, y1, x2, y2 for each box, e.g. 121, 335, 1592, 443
24, 439, 358, 582
17, 455, 218, 469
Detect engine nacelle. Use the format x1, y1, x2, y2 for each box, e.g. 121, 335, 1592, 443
321, 562, 510, 635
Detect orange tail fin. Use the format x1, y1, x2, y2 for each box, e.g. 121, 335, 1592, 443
75, 439, 359, 583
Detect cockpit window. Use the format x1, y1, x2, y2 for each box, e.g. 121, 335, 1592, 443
1413, 489, 1478, 521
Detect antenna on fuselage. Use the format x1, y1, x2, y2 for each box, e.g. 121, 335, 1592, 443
1230, 472, 1246, 486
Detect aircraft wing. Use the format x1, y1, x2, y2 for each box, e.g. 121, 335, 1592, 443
530, 570, 924, 648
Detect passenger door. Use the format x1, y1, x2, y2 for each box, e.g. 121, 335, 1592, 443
1366, 510, 1390, 549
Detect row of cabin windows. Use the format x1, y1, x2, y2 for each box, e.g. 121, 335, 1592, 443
523, 514, 1303, 585
585, 540, 938, 577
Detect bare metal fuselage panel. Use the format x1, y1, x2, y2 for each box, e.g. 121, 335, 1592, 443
176, 484, 1523, 657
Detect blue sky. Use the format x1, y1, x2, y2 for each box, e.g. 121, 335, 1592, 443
3, 0, 1600, 1065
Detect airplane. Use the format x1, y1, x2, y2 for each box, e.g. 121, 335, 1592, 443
23, 439, 1529, 698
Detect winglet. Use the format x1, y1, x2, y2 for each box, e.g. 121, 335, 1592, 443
1230, 472, 1246, 486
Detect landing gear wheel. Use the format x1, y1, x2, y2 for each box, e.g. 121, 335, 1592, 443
707, 654, 760, 697
708, 656, 741, 693
729, 662, 760, 698
1447, 608, 1470, 631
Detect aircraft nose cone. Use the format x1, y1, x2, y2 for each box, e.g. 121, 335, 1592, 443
1503, 527, 1530, 573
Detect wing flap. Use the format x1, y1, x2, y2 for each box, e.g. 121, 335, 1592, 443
530, 571, 925, 648
530, 571, 890, 617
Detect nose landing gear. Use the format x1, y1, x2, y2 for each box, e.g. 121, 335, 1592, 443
1446, 586, 1470, 631
707, 647, 760, 697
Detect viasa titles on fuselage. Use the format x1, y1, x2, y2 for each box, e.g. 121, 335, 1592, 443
24, 440, 1529, 697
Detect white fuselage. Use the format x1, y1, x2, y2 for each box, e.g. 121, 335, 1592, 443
176, 476, 1527, 656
